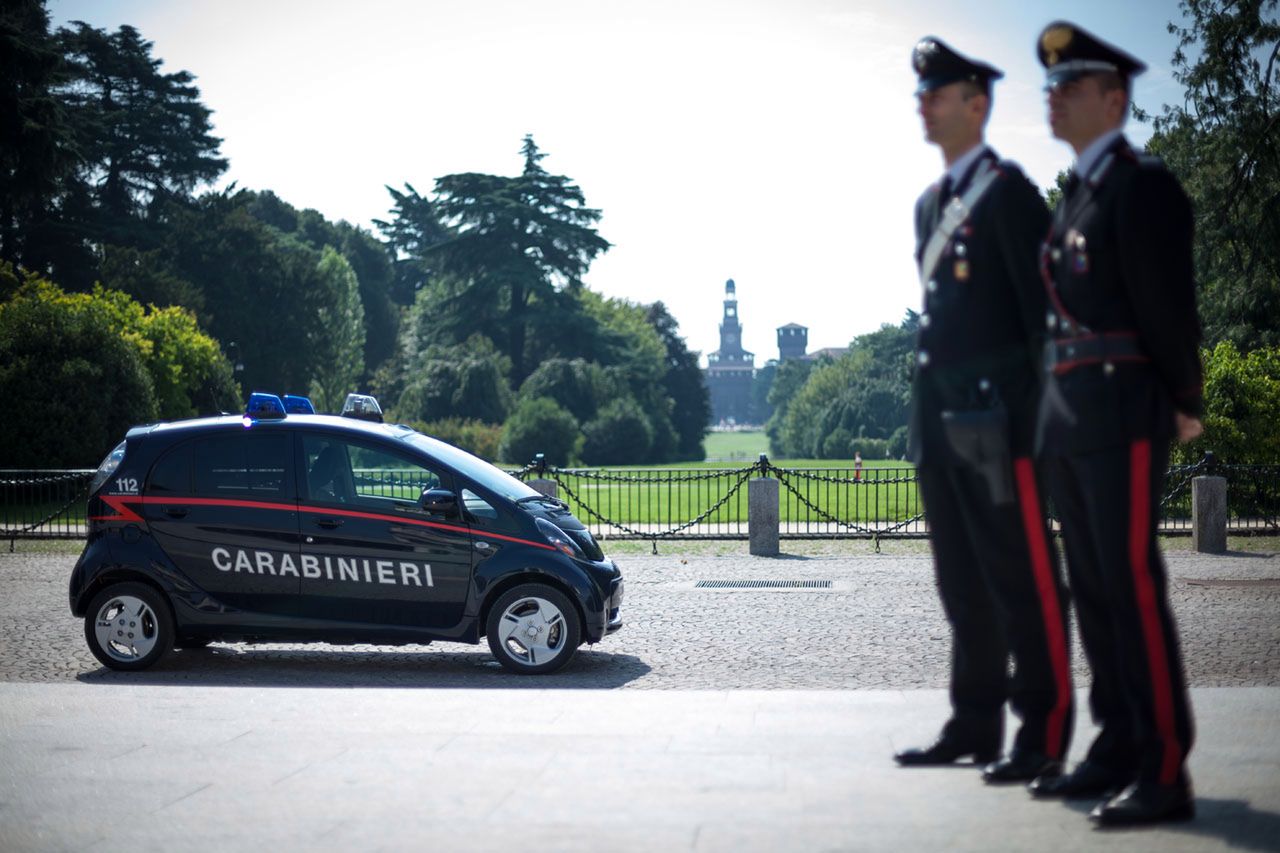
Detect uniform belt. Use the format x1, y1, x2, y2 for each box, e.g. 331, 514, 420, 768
1048, 332, 1149, 375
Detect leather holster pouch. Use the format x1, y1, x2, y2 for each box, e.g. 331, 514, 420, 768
941, 405, 1014, 505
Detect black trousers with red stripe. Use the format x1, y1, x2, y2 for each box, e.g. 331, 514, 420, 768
917, 457, 1074, 759
1046, 437, 1195, 785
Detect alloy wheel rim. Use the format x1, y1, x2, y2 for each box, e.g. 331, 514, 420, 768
496, 596, 567, 666
93, 595, 159, 662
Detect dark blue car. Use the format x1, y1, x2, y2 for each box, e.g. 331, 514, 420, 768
69, 394, 623, 674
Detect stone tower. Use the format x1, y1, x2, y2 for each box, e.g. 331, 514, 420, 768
777, 323, 808, 360
705, 279, 755, 424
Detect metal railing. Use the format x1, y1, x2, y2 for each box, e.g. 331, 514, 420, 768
4, 454, 1276, 546
1, 469, 94, 545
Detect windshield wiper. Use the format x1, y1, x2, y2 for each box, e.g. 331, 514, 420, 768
516, 494, 569, 511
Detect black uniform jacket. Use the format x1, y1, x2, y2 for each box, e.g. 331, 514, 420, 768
908, 148, 1051, 465
1040, 136, 1203, 454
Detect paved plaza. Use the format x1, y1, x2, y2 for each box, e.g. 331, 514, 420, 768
1, 544, 1278, 851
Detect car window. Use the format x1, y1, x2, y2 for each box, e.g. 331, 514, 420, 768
147, 443, 192, 494
462, 489, 497, 520
304, 435, 443, 510
193, 434, 292, 498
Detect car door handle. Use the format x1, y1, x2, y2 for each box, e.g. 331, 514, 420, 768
474, 541, 491, 551
164, 507, 189, 519
315, 518, 344, 530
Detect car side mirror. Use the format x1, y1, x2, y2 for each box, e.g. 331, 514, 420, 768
419, 487, 457, 516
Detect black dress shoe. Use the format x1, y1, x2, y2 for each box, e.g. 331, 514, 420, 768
982, 750, 1062, 784
1028, 760, 1129, 799
895, 737, 1000, 766
1090, 780, 1195, 826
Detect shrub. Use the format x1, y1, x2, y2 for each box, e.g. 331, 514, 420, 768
581, 397, 653, 465
849, 437, 890, 461
499, 397, 580, 466
409, 418, 503, 462
887, 424, 910, 460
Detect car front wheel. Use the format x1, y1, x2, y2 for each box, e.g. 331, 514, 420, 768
486, 583, 581, 674
84, 582, 174, 671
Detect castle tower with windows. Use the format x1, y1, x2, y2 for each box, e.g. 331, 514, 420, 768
704, 279, 755, 424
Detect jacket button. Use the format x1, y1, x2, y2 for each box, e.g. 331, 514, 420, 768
1103, 361, 1116, 376
1046, 312, 1057, 330
1051, 248, 1063, 262
920, 313, 931, 328
927, 279, 938, 293
917, 351, 931, 367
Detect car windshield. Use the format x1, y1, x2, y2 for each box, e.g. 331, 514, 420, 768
404, 432, 540, 501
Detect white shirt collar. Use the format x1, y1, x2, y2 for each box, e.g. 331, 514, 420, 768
944, 143, 989, 187
1074, 129, 1125, 182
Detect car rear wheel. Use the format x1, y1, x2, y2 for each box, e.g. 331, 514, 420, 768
84, 582, 174, 671
486, 583, 581, 674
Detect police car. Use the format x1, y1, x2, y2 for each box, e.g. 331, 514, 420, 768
69, 393, 623, 674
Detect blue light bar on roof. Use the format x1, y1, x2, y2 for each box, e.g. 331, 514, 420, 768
245, 392, 287, 420
282, 394, 316, 414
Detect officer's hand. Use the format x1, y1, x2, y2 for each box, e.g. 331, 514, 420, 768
1175, 413, 1204, 443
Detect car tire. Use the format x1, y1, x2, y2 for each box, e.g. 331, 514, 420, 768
84, 582, 175, 671
485, 583, 581, 674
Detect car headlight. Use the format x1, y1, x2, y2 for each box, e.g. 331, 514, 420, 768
536, 518, 586, 560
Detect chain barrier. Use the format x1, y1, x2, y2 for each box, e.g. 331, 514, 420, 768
767, 465, 924, 553
547, 467, 758, 552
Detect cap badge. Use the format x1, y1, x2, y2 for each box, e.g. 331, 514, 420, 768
1042, 25, 1074, 65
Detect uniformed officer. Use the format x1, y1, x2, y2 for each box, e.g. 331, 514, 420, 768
895, 37, 1074, 785
1030, 22, 1202, 826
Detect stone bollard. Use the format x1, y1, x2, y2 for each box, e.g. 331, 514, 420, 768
529, 478, 558, 499
1192, 475, 1227, 554
749, 476, 780, 557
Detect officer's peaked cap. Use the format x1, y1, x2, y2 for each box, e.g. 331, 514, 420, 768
1037, 21, 1146, 87
912, 37, 1003, 95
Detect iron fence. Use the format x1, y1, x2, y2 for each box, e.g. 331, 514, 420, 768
1, 469, 94, 545
4, 455, 1277, 547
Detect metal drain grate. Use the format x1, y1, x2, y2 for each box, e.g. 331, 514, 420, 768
695, 579, 833, 589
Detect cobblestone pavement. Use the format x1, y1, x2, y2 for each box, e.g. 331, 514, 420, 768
2, 545, 1277, 689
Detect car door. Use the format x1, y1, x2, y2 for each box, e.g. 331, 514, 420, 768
295, 433, 473, 629
143, 430, 302, 616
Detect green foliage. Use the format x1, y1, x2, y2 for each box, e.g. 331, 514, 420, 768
764, 359, 815, 454
887, 424, 910, 460
0, 271, 158, 466
307, 247, 365, 413
499, 397, 580, 466
415, 136, 611, 382
1174, 341, 1280, 463
408, 418, 503, 462
581, 398, 654, 465
518, 358, 614, 423
1145, 0, 1280, 350
0, 0, 76, 270
849, 437, 890, 461
391, 335, 512, 425
647, 301, 710, 460
772, 321, 914, 459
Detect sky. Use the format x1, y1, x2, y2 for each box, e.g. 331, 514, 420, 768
49, 0, 1191, 367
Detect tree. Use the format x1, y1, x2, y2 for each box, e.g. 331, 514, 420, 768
518, 358, 614, 424
764, 358, 815, 454
1144, 0, 1280, 349
581, 398, 654, 465
1174, 340, 1280, 463
0, 0, 76, 270
422, 136, 611, 382
0, 269, 157, 466
374, 182, 449, 306
647, 301, 710, 461
54, 22, 227, 224
499, 397, 580, 466
307, 247, 365, 413
392, 336, 512, 425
